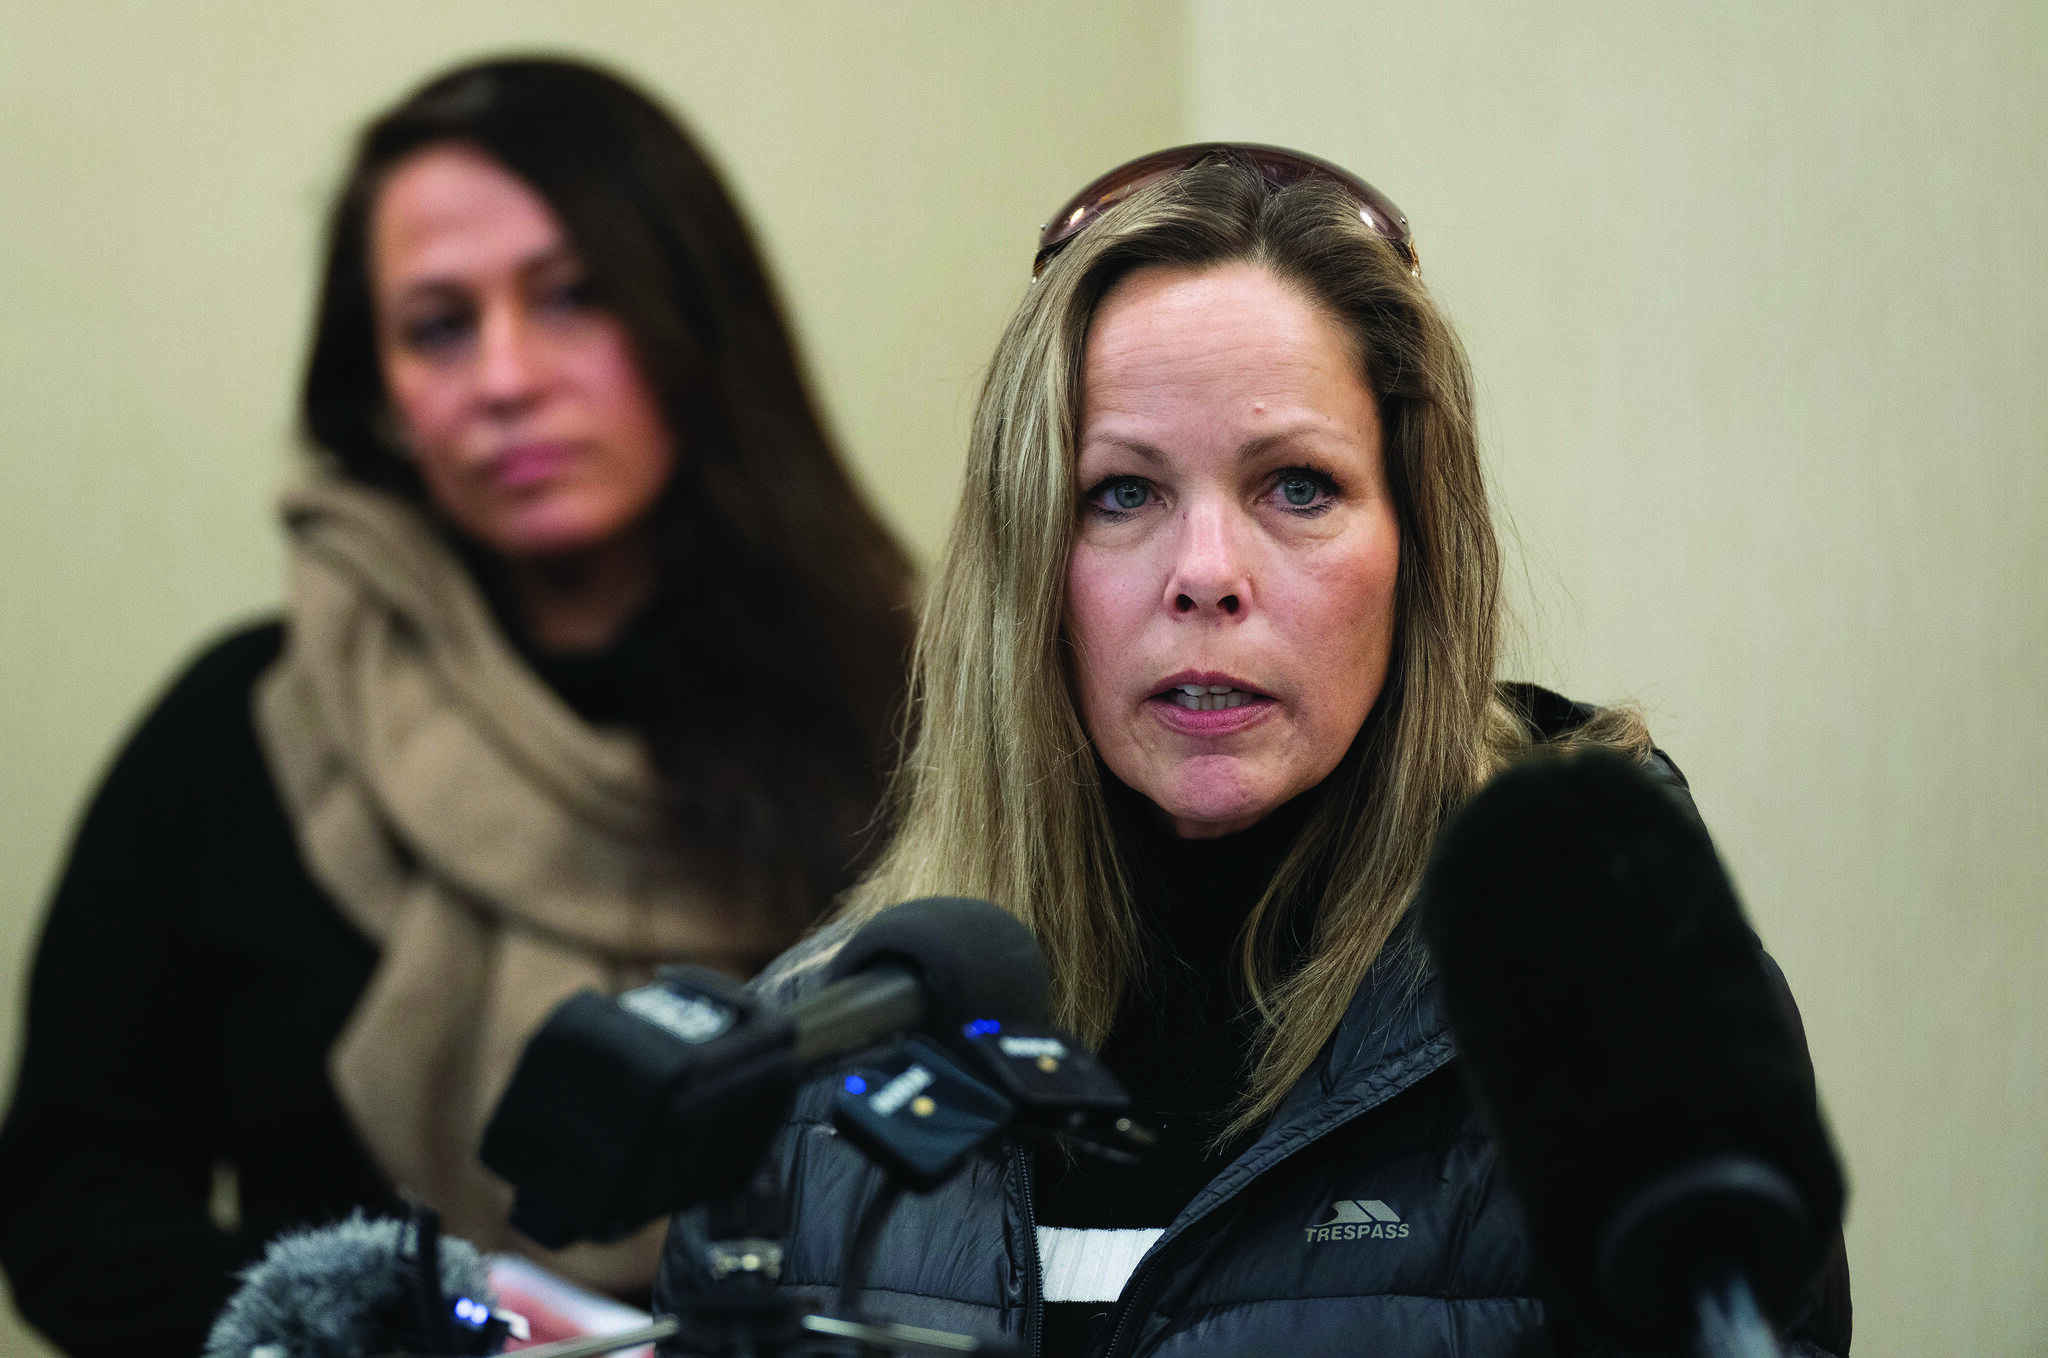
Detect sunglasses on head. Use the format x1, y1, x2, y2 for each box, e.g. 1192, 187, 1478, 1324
1033, 142, 1419, 279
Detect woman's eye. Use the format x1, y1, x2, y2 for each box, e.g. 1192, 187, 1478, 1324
400, 309, 472, 355
1085, 477, 1154, 516
1271, 469, 1337, 512
537, 276, 599, 315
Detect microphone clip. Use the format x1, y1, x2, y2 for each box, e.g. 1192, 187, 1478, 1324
378, 1203, 520, 1356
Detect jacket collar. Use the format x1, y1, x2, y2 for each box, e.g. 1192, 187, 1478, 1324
1163, 914, 1456, 1234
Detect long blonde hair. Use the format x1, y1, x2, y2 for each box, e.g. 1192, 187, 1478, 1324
842, 156, 1643, 1135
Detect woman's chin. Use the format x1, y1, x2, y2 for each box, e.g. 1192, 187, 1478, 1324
1144, 771, 1289, 840
482, 499, 636, 562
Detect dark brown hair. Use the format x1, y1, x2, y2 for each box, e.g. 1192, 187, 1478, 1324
303, 56, 915, 935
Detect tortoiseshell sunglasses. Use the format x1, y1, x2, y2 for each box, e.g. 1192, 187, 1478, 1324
1033, 142, 1418, 279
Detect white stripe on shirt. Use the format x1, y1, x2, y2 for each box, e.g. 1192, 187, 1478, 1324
1035, 1226, 1166, 1304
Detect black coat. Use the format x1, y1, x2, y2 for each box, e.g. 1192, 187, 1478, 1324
0, 624, 395, 1357
655, 734, 1850, 1357
0, 618, 668, 1356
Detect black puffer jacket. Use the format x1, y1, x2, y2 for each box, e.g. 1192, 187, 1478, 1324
653, 738, 1849, 1356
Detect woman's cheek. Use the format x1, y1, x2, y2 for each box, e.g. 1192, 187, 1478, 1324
386, 366, 466, 464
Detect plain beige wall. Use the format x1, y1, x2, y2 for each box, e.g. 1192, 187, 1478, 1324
3, 2, 2043, 1356
1191, 0, 2046, 1352
0, 3, 1184, 1352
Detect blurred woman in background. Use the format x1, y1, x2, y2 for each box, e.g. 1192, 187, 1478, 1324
0, 56, 912, 1356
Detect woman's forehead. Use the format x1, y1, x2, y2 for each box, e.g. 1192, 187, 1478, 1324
1079, 262, 1375, 450
371, 145, 566, 288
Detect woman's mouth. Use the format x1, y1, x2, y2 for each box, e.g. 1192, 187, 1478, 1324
491, 442, 579, 490
1166, 683, 1256, 712
1148, 675, 1275, 735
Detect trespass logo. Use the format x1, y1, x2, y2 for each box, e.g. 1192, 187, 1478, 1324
1304, 1198, 1409, 1243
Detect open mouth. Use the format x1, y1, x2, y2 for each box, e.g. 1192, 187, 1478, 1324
1162, 683, 1260, 712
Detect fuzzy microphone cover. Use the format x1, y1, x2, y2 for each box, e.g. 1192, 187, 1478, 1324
202, 1212, 495, 1358
1416, 748, 1844, 1341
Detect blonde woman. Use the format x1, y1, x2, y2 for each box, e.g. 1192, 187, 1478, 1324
655, 147, 1848, 1357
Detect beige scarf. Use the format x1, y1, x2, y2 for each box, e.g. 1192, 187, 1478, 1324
254, 480, 789, 1292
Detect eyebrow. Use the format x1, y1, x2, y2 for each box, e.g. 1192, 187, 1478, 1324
1081, 434, 1167, 466
1079, 427, 1328, 466
388, 244, 582, 308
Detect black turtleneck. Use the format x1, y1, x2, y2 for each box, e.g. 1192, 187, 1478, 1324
471, 552, 669, 730
1032, 781, 1320, 1355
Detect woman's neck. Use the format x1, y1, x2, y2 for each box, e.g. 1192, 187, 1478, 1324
1109, 774, 1324, 923
499, 530, 661, 654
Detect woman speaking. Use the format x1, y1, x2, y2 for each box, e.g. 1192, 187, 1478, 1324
0, 58, 912, 1356
655, 147, 1849, 1355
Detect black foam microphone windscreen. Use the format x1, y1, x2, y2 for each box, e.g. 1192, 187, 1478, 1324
825, 895, 1049, 1039
1416, 749, 1844, 1350
484, 896, 1050, 1247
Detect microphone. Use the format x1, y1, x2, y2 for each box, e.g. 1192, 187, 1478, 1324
816, 894, 1051, 1057
482, 897, 1049, 1248
1416, 749, 1845, 1357
205, 1206, 683, 1358
203, 1207, 516, 1358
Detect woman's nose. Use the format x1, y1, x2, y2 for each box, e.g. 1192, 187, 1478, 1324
474, 303, 546, 412
1164, 501, 1250, 617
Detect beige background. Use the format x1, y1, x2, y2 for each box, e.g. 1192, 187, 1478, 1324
0, 2, 2040, 1354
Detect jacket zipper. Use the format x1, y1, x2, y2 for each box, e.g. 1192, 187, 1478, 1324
1093, 1191, 1195, 1358
1093, 1157, 1295, 1358
1096, 1040, 1453, 1358
1014, 1143, 1043, 1358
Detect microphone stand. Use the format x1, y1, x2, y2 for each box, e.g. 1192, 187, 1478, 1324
552, 1021, 1142, 1356
497, 1317, 684, 1358
672, 1168, 1011, 1357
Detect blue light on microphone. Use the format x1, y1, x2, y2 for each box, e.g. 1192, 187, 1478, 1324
844, 1075, 868, 1095
452, 1296, 488, 1328
965, 1019, 1002, 1037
